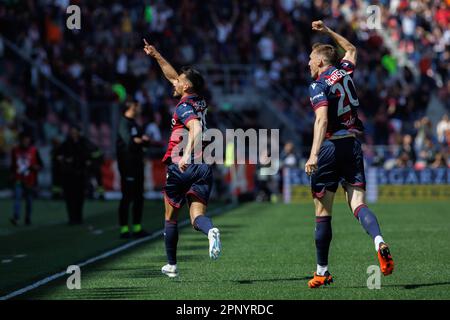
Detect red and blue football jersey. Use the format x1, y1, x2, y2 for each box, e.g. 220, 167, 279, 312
309, 59, 364, 138
162, 94, 208, 164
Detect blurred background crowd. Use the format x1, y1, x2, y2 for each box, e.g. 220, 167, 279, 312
0, 0, 449, 187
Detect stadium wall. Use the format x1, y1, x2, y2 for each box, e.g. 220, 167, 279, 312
283, 167, 450, 203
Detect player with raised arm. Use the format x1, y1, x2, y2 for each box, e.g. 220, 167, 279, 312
305, 21, 394, 288
143, 39, 221, 278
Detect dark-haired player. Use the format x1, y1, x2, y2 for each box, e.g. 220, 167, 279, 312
305, 21, 394, 288
143, 39, 221, 278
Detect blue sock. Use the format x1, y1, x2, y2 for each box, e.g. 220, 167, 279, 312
315, 216, 332, 267
193, 215, 213, 236
164, 220, 178, 265
354, 205, 382, 240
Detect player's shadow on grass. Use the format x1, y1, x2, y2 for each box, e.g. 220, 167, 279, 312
388, 281, 450, 290
147, 254, 204, 262
178, 244, 208, 251
121, 269, 166, 278
232, 276, 311, 284
180, 236, 207, 243
181, 227, 239, 242
216, 224, 243, 230
347, 281, 450, 290
66, 287, 150, 299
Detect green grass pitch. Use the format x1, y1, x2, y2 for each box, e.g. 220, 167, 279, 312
1, 199, 449, 299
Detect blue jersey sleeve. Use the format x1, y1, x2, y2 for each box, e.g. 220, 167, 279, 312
339, 59, 355, 76
309, 82, 328, 111
176, 102, 199, 126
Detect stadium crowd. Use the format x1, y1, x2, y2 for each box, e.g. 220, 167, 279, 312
0, 0, 448, 174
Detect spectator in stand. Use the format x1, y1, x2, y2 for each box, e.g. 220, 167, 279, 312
280, 141, 298, 169
399, 134, 417, 164
414, 117, 435, 153
257, 31, 276, 69
144, 112, 163, 146
395, 151, 413, 168
436, 114, 450, 146
209, 1, 239, 62
279, 141, 298, 194
417, 137, 438, 168
0, 0, 447, 175
431, 151, 448, 168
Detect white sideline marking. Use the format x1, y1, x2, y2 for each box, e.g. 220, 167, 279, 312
0, 204, 235, 300
1, 259, 12, 264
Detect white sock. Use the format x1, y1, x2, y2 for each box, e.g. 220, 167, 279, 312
317, 264, 328, 276
374, 235, 384, 252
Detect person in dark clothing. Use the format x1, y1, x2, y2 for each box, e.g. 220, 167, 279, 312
57, 126, 93, 225
86, 141, 105, 200
50, 138, 63, 199
116, 100, 150, 239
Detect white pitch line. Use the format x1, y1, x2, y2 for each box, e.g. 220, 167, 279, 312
0, 203, 236, 300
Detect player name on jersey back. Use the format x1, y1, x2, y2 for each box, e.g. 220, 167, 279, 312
325, 69, 348, 86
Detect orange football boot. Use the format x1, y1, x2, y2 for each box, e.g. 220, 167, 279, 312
308, 271, 333, 288
377, 243, 394, 276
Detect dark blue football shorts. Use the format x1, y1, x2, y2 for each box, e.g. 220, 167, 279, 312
163, 163, 213, 208
310, 137, 366, 198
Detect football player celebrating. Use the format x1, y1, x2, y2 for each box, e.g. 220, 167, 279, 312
305, 21, 394, 288
143, 39, 221, 278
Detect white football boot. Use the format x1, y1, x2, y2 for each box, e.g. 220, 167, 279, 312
161, 264, 178, 278
208, 228, 221, 260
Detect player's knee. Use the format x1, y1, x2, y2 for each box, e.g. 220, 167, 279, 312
314, 198, 333, 216
191, 221, 199, 231
315, 202, 332, 216
165, 209, 176, 220
352, 203, 368, 219
350, 198, 365, 213
316, 207, 332, 217
346, 191, 365, 212
190, 213, 201, 227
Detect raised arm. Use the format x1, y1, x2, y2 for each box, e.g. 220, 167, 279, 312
312, 20, 357, 65
143, 38, 179, 85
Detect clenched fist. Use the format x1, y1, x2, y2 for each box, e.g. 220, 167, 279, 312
312, 20, 329, 33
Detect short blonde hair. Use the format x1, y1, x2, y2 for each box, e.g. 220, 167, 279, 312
312, 43, 338, 65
